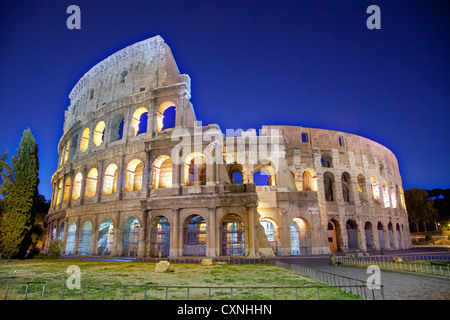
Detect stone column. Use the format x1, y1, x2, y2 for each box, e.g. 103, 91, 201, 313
170, 208, 180, 257
208, 207, 217, 257
247, 205, 257, 257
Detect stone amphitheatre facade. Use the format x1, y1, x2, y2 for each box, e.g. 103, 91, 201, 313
45, 35, 411, 259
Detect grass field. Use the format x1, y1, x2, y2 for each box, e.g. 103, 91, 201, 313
0, 259, 360, 300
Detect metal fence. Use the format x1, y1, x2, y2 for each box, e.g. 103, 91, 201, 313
1, 280, 370, 301
337, 256, 450, 277
270, 261, 384, 300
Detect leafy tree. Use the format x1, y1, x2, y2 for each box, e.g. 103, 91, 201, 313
405, 188, 438, 232
0, 150, 11, 216
0, 129, 39, 258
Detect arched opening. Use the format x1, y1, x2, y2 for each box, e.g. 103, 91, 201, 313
63, 140, 70, 164
370, 176, 380, 199
63, 177, 71, 203
150, 216, 170, 257
341, 172, 351, 202
58, 222, 65, 242
123, 217, 140, 257
377, 222, 385, 251
125, 159, 143, 191
79, 220, 92, 255
229, 163, 244, 184
56, 180, 62, 205
290, 218, 311, 255
110, 114, 124, 142
253, 165, 276, 186
365, 222, 374, 251
221, 214, 245, 256
131, 107, 149, 136
65, 222, 77, 254
103, 164, 118, 194
260, 219, 279, 255
98, 219, 114, 256
327, 220, 340, 252
80, 127, 90, 153
346, 220, 359, 250
85, 168, 98, 198
357, 174, 366, 201
184, 215, 206, 256
388, 223, 395, 249
184, 153, 206, 186
302, 169, 317, 191
152, 155, 173, 189
323, 171, 335, 201
72, 172, 83, 200
93, 121, 106, 147
382, 181, 390, 208
396, 224, 402, 249
156, 101, 177, 132
390, 182, 397, 208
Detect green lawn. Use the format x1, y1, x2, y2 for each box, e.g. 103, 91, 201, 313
0, 259, 359, 300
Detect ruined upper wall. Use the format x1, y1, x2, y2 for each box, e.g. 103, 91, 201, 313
63, 35, 181, 132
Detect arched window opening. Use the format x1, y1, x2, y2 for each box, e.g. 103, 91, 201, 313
184, 215, 206, 256
253, 165, 276, 186
150, 216, 170, 257
98, 219, 114, 256
156, 101, 176, 132
290, 218, 311, 255
58, 223, 65, 242
161, 106, 176, 130
103, 164, 118, 194
341, 172, 351, 202
327, 220, 339, 252
377, 222, 385, 251
390, 182, 397, 208
382, 180, 390, 208
63, 140, 70, 164
80, 127, 90, 153
85, 168, 98, 198
323, 172, 335, 201
365, 222, 374, 251
79, 220, 92, 255
123, 217, 140, 257
130, 107, 149, 136
65, 222, 77, 254
184, 153, 206, 186
221, 214, 245, 256
260, 219, 278, 254
93, 121, 106, 147
388, 223, 395, 248
302, 169, 317, 191
56, 180, 62, 205
229, 164, 244, 184
125, 159, 143, 191
63, 177, 71, 203
370, 176, 380, 200
357, 174, 366, 201
346, 220, 358, 250
110, 115, 124, 142
72, 172, 83, 200
152, 155, 173, 189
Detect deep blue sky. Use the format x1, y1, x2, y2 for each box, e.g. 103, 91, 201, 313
0, 0, 449, 200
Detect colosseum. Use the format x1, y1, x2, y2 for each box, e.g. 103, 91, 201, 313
45, 35, 412, 259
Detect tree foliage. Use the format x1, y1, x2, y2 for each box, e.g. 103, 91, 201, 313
405, 188, 438, 232
0, 129, 39, 258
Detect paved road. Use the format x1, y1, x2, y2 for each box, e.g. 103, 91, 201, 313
281, 252, 450, 300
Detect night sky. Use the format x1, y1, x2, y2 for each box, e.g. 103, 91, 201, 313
0, 0, 449, 201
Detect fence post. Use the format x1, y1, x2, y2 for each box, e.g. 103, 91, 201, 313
41, 283, 46, 300
24, 283, 29, 300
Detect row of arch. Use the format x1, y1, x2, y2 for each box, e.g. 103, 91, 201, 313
59, 101, 177, 167
328, 219, 409, 252
51, 214, 246, 257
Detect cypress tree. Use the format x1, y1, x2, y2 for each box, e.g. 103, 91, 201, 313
0, 129, 39, 258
